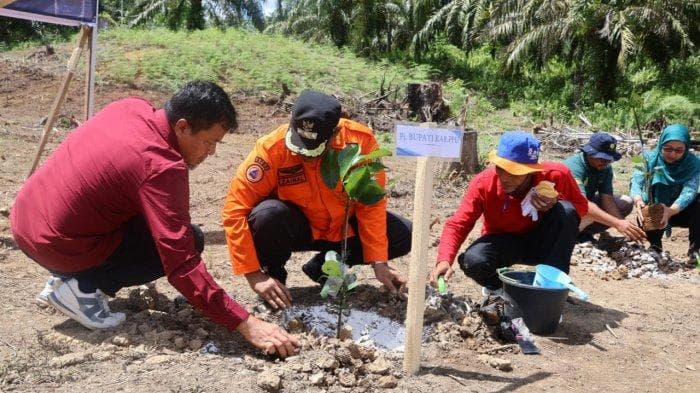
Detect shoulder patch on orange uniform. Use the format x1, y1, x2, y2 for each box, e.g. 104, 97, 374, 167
254, 156, 270, 170
246, 164, 264, 183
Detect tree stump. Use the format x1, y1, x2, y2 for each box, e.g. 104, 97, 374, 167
406, 82, 449, 123
439, 127, 479, 178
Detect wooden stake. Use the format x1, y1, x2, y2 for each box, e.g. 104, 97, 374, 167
84, 25, 96, 121
27, 26, 90, 178
403, 155, 435, 374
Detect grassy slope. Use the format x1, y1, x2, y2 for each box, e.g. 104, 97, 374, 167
0, 27, 531, 159
97, 27, 429, 97
93, 27, 529, 157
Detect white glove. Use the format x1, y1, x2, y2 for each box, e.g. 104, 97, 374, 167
521, 187, 539, 221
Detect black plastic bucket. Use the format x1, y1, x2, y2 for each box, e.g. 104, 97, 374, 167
498, 270, 569, 335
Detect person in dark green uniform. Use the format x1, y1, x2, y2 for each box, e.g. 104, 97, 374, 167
563, 132, 646, 243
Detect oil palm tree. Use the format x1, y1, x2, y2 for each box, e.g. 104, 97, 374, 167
266, 0, 413, 54
265, 0, 353, 46
487, 0, 697, 101
411, 0, 492, 56
129, 0, 265, 30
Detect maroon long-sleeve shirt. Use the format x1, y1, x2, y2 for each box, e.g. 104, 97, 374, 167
10, 98, 249, 330
437, 163, 589, 265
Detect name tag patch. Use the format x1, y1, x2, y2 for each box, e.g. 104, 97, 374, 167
278, 164, 306, 186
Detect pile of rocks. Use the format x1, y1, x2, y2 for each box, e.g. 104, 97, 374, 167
423, 289, 500, 351
253, 335, 401, 392
572, 241, 685, 279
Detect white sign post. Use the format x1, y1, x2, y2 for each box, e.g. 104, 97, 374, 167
397, 123, 463, 374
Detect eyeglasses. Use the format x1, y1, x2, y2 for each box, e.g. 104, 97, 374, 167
662, 146, 686, 155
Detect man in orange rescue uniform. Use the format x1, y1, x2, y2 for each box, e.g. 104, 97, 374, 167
222, 90, 412, 309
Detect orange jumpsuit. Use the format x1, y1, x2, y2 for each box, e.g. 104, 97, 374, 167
222, 118, 388, 275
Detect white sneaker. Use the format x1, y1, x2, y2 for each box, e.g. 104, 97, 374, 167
47, 278, 126, 330
482, 286, 505, 297
36, 276, 64, 307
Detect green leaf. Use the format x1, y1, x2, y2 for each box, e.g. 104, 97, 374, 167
338, 144, 361, 180
631, 155, 644, 164
320, 148, 340, 189
364, 161, 388, 175
356, 182, 385, 205
343, 166, 371, 197
322, 261, 342, 277
358, 147, 392, 162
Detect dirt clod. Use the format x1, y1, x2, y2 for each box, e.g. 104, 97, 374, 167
112, 334, 131, 347
478, 354, 512, 371
194, 327, 208, 338
173, 336, 186, 350
366, 357, 391, 375
257, 370, 282, 392
346, 342, 376, 361
145, 354, 172, 364
48, 351, 91, 368
377, 375, 399, 389
309, 372, 325, 386
338, 370, 357, 387
188, 338, 202, 351
338, 324, 353, 341
317, 352, 339, 370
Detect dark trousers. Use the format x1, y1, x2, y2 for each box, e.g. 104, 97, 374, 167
248, 199, 412, 284
52, 216, 204, 296
457, 201, 580, 289
580, 193, 633, 234
645, 196, 700, 256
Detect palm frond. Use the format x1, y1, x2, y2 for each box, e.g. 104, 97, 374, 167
128, 0, 167, 27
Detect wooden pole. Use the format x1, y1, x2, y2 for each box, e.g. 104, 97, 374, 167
403, 155, 435, 374
27, 26, 89, 178
84, 25, 97, 120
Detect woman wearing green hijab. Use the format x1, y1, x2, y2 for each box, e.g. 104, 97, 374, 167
630, 123, 700, 261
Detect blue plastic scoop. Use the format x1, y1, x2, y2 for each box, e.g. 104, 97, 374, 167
533, 264, 589, 301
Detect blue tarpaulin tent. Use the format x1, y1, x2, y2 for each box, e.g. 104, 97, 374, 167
0, 0, 97, 26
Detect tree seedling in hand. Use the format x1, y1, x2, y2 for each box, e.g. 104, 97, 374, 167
632, 111, 665, 230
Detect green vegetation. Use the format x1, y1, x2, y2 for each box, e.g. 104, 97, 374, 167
2, 0, 697, 131
267, 0, 699, 129
97, 27, 429, 96
0, 19, 73, 51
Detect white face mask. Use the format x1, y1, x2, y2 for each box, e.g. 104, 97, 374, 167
285, 130, 327, 157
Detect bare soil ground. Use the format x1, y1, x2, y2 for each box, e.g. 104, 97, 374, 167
1, 47, 699, 393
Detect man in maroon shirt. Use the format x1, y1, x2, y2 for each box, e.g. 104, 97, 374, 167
429, 131, 588, 295
11, 80, 299, 357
